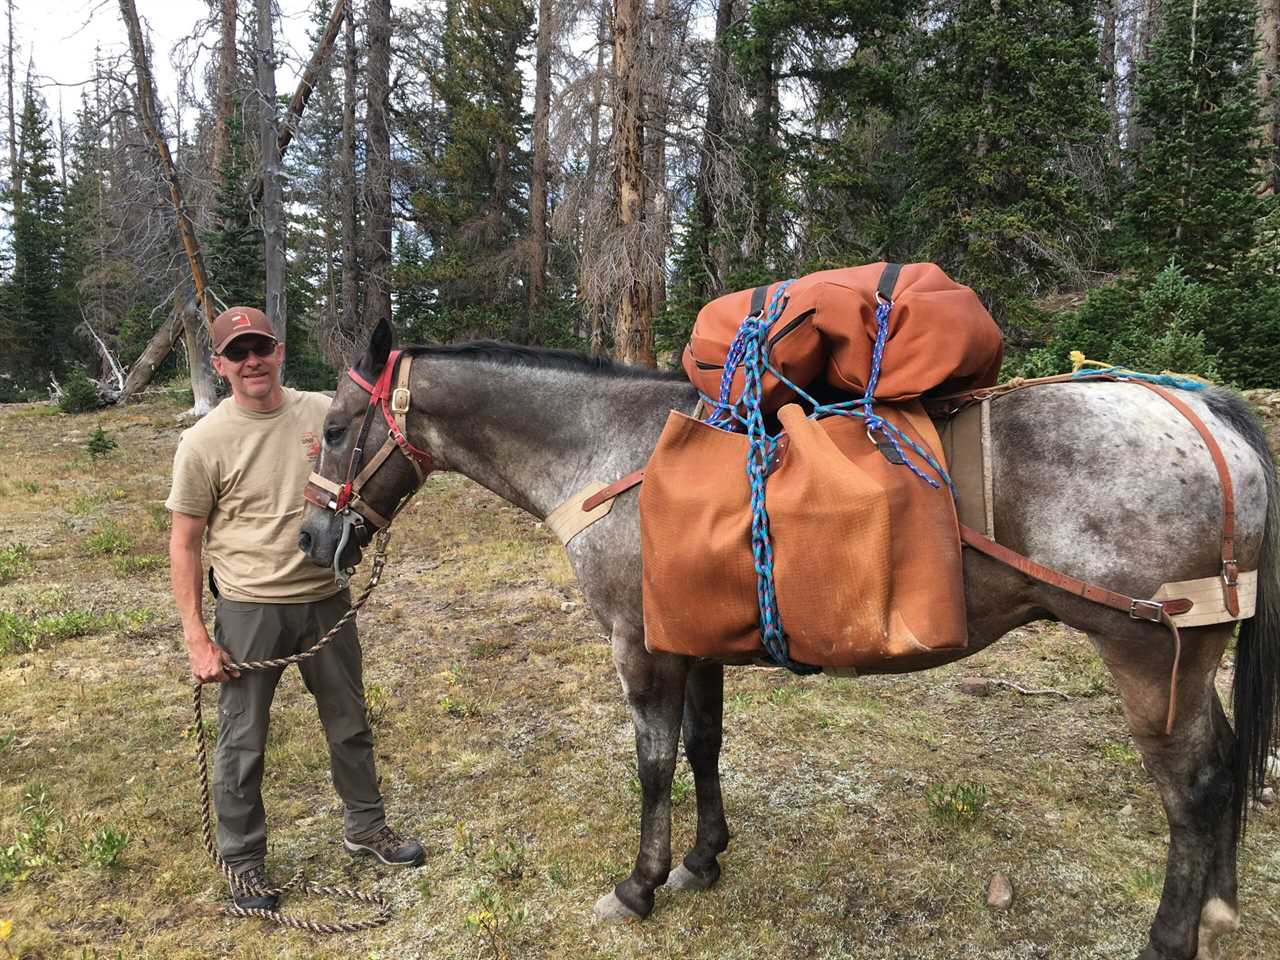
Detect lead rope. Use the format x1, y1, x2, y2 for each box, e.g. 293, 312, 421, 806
192, 528, 395, 933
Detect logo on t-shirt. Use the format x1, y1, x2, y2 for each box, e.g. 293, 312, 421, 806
301, 431, 321, 462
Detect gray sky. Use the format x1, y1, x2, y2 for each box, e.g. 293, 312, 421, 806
22, 0, 313, 127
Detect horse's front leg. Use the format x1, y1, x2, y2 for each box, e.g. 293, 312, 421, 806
667, 659, 730, 892
594, 629, 690, 921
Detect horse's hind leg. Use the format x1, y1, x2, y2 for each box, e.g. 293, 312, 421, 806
593, 630, 690, 921
667, 660, 730, 892
1090, 625, 1240, 960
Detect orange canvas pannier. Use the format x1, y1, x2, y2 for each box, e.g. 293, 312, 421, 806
639, 402, 968, 670
682, 262, 1003, 412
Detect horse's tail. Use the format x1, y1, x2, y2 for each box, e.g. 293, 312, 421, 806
1207, 388, 1280, 838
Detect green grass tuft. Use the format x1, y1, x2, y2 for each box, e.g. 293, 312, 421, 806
924, 781, 988, 828
0, 543, 33, 583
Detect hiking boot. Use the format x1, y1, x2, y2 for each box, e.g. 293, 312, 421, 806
229, 863, 279, 911
344, 825, 425, 867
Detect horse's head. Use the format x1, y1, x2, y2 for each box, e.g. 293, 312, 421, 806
298, 317, 432, 581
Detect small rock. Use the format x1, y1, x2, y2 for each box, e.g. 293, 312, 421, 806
959, 677, 993, 697
1260, 787, 1276, 809
560, 601, 577, 613
1120, 804, 1133, 817
986, 874, 1015, 911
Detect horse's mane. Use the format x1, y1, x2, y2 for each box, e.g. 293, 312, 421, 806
403, 341, 689, 382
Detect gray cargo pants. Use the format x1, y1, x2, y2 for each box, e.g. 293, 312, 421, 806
212, 590, 386, 872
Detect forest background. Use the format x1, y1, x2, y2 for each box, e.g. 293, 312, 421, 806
0, 0, 1277, 406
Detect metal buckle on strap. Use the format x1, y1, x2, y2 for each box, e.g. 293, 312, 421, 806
1222, 560, 1240, 589
390, 387, 411, 415
1129, 599, 1164, 622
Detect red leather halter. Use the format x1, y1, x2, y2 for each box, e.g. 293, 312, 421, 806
304, 350, 432, 530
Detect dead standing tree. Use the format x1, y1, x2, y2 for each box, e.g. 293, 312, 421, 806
118, 0, 352, 399
361, 0, 392, 333
526, 0, 553, 335
611, 0, 655, 366
338, 0, 361, 361
118, 0, 219, 415
257, 0, 286, 343
1260, 0, 1279, 194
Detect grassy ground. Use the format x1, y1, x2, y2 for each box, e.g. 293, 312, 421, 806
0, 390, 1278, 960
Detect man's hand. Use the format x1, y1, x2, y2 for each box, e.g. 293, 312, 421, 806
187, 634, 240, 684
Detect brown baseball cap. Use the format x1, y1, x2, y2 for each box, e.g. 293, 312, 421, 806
210, 306, 278, 353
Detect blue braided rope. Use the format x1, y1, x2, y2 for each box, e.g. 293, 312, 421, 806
744, 283, 818, 672
1069, 366, 1208, 391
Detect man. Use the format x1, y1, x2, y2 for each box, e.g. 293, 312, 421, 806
167, 306, 423, 911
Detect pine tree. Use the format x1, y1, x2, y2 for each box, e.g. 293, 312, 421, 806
203, 107, 264, 310
890, 0, 1107, 321
62, 91, 107, 349
411, 0, 533, 338
285, 0, 349, 368
3, 85, 70, 386
1125, 0, 1265, 281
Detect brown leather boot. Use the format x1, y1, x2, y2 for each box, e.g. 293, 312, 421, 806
343, 825, 425, 867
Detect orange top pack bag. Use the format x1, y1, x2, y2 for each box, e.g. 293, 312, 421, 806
682, 262, 1003, 412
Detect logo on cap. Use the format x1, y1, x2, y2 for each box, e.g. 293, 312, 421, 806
232, 314, 252, 328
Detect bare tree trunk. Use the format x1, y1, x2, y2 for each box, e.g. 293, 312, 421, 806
179, 295, 218, 415
56, 97, 68, 193
118, 304, 184, 403
244, 0, 349, 206
526, 0, 552, 332
257, 0, 287, 343
339, 1, 360, 351
118, 0, 216, 329
746, 42, 775, 260
586, 1, 608, 350
693, 0, 733, 300
611, 0, 654, 366
1100, 0, 1118, 158
6, 0, 15, 199
1137, 0, 1160, 62
361, 0, 392, 333
1260, 0, 1279, 194
214, 0, 236, 176
1128, 0, 1163, 152
976, 0, 999, 159
645, 0, 672, 328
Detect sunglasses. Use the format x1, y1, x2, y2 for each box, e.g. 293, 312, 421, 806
221, 338, 278, 362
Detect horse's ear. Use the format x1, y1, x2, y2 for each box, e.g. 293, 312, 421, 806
355, 317, 395, 378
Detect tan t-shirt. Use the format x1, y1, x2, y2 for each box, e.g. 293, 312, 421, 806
165, 388, 337, 603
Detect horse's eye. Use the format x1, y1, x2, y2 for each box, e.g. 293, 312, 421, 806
324, 424, 345, 446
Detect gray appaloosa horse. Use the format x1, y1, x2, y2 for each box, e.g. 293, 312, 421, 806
299, 318, 1279, 960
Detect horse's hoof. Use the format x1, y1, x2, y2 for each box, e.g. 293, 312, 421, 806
666, 861, 720, 891
592, 890, 644, 923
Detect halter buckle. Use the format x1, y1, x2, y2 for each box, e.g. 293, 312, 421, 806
391, 387, 411, 415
